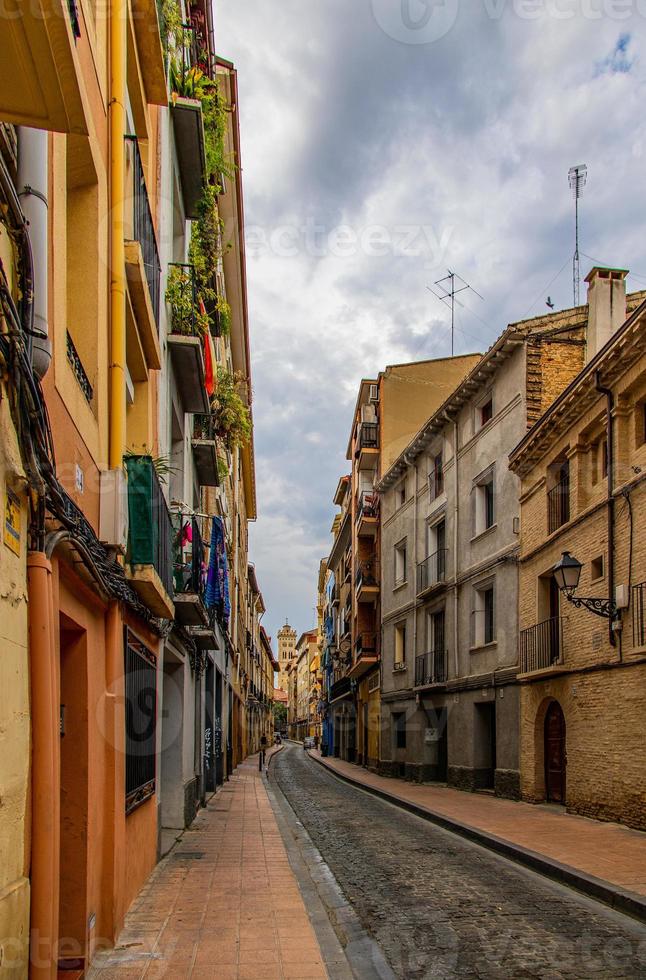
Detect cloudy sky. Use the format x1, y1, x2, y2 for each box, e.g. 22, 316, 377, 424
216, 0, 646, 645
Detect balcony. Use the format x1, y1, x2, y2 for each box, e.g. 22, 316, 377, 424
350, 632, 379, 678
519, 617, 562, 674
166, 263, 210, 414
192, 414, 219, 487
0, 0, 87, 133
414, 649, 447, 688
125, 456, 175, 619
417, 549, 448, 595
172, 513, 218, 651
357, 422, 379, 470
355, 558, 380, 603
357, 491, 379, 537
123, 140, 163, 381
171, 97, 207, 219
329, 676, 353, 703
548, 475, 570, 534
331, 583, 340, 607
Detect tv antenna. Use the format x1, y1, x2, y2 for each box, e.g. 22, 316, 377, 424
427, 270, 484, 356
568, 164, 587, 306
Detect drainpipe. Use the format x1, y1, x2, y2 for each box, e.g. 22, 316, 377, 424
27, 552, 60, 979
595, 371, 617, 650
109, 0, 127, 469
17, 128, 50, 379
413, 459, 418, 680
452, 420, 460, 678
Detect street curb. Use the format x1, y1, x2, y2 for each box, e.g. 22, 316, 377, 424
307, 751, 646, 926
266, 743, 284, 770
267, 756, 396, 980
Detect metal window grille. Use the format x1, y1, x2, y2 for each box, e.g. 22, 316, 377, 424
548, 470, 570, 534
124, 629, 157, 814
632, 582, 646, 647
66, 331, 93, 403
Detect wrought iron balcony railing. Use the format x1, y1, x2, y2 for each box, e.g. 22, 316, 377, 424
415, 649, 447, 687
355, 632, 379, 658
519, 616, 562, 673
358, 422, 379, 450
127, 136, 161, 326
355, 558, 379, 591
357, 490, 379, 522
171, 511, 210, 601
417, 549, 448, 594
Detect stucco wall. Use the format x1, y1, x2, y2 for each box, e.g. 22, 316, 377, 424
0, 397, 30, 978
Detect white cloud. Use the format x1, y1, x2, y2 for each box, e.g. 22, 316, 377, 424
217, 0, 646, 639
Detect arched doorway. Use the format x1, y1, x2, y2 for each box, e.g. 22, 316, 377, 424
544, 701, 566, 803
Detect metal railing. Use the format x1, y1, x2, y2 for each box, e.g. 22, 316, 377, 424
519, 616, 562, 673
358, 422, 379, 450
167, 262, 199, 336
548, 475, 570, 534
414, 649, 447, 687
66, 330, 93, 403
193, 413, 217, 441
417, 549, 448, 593
355, 632, 379, 658
125, 455, 174, 598
171, 511, 210, 600
357, 490, 379, 522
127, 137, 161, 326
355, 558, 379, 591
633, 581, 646, 646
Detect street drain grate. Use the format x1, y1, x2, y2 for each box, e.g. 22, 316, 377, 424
172, 852, 205, 860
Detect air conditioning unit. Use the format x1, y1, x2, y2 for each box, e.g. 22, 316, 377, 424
369, 384, 379, 403
99, 468, 129, 553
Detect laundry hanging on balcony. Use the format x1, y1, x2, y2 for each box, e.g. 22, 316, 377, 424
205, 515, 230, 627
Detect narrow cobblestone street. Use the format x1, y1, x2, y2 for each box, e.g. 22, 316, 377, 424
271, 743, 646, 979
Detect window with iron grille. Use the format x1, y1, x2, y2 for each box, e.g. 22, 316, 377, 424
124, 628, 157, 814
632, 582, 646, 647
432, 453, 444, 498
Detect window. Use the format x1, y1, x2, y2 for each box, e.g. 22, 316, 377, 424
431, 453, 444, 499
591, 555, 604, 581
124, 629, 157, 814
393, 712, 407, 750
394, 539, 407, 586
396, 480, 407, 508
548, 459, 570, 533
473, 581, 496, 647
428, 609, 445, 652
394, 623, 406, 666
473, 467, 495, 537
591, 439, 608, 485
476, 393, 493, 431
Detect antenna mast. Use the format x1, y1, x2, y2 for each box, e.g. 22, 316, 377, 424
568, 164, 587, 306
428, 271, 483, 356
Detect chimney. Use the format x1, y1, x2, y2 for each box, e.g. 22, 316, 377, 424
585, 267, 628, 362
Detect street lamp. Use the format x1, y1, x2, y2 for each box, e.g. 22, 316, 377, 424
552, 551, 582, 596
553, 551, 617, 620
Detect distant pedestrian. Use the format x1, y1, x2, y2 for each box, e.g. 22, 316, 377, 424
259, 733, 267, 770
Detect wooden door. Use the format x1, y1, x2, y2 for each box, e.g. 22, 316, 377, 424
544, 701, 566, 803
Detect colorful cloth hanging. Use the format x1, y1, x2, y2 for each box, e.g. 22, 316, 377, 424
205, 515, 230, 627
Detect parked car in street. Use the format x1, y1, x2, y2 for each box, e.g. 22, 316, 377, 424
303, 736, 316, 750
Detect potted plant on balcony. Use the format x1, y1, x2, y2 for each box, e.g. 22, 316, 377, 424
211, 368, 251, 451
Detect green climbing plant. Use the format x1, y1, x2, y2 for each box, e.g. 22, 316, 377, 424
211, 368, 251, 451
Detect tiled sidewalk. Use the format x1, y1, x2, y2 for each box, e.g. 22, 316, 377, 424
89, 751, 328, 980
310, 752, 646, 899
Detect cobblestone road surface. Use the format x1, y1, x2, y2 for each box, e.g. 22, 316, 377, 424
271, 744, 646, 979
